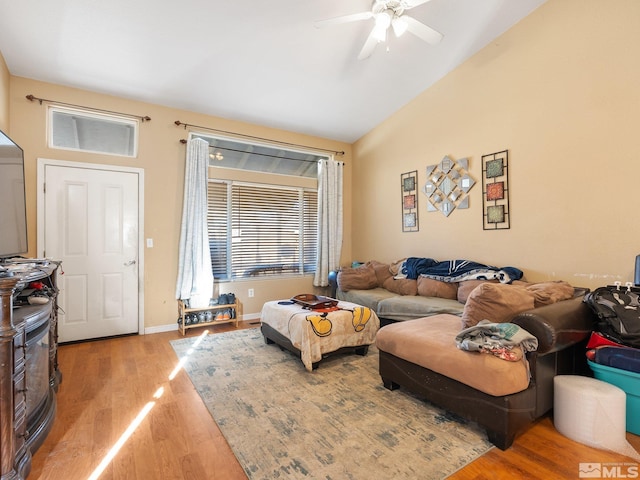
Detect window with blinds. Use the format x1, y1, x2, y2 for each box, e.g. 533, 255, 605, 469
208, 181, 318, 280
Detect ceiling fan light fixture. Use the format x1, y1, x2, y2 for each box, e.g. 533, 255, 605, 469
372, 24, 388, 42
316, 0, 442, 60
391, 16, 408, 37
372, 9, 393, 42
374, 10, 392, 30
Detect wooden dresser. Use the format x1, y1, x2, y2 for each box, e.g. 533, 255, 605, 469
0, 263, 60, 479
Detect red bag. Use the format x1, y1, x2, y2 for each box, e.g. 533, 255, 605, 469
586, 331, 627, 349
585, 331, 632, 361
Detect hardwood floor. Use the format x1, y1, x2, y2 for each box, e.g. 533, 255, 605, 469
30, 322, 640, 479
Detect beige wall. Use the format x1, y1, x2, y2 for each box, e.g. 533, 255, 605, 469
351, 0, 640, 291
0, 51, 9, 131
6, 0, 638, 331
8, 77, 351, 328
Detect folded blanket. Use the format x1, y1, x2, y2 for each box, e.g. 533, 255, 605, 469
400, 258, 523, 283
455, 320, 538, 361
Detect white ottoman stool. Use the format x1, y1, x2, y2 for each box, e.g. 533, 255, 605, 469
554, 375, 640, 460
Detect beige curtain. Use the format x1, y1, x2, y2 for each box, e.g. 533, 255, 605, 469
175, 137, 214, 308
314, 158, 344, 287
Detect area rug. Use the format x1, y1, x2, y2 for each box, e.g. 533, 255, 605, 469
170, 328, 492, 479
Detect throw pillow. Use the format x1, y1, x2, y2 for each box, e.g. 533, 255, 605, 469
370, 260, 393, 285
382, 277, 418, 296
337, 263, 378, 292
456, 280, 498, 304
389, 258, 408, 278
417, 277, 458, 300
526, 280, 574, 307
461, 282, 535, 328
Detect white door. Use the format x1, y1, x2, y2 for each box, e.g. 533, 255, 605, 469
41, 162, 142, 342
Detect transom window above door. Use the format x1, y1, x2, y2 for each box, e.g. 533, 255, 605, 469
48, 106, 139, 157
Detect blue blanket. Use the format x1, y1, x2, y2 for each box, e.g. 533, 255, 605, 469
400, 258, 523, 284
402, 257, 438, 279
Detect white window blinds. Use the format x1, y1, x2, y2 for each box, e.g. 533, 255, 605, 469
207, 181, 317, 280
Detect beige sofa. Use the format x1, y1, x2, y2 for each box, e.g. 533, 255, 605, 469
329, 260, 573, 326
329, 260, 466, 323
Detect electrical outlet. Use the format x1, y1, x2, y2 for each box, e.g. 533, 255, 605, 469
248, 288, 255, 298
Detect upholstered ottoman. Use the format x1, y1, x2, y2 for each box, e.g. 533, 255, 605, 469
260, 300, 380, 371
376, 315, 531, 396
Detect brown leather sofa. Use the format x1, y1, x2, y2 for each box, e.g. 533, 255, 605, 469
375, 294, 596, 449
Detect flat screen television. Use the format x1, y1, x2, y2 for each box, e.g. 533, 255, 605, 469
0, 129, 28, 259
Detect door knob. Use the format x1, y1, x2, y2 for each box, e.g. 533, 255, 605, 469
124, 260, 137, 266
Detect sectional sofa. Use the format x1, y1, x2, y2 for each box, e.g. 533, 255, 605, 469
328, 260, 596, 449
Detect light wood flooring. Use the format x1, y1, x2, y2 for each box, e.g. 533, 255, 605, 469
30, 322, 640, 479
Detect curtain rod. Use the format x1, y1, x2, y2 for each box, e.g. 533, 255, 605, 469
26, 95, 152, 122
175, 120, 344, 156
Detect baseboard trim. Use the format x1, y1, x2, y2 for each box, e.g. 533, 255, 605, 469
145, 323, 178, 334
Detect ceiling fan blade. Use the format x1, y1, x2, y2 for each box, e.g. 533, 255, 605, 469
315, 11, 373, 28
357, 29, 380, 60
403, 0, 433, 8
403, 15, 443, 45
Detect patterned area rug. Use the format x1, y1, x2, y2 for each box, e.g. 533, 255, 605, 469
170, 328, 492, 479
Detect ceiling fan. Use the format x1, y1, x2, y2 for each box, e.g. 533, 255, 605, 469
315, 0, 443, 60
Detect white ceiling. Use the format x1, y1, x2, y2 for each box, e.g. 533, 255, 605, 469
0, 0, 547, 143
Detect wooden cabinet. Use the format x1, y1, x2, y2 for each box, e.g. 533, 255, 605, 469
177, 299, 239, 335
0, 262, 60, 480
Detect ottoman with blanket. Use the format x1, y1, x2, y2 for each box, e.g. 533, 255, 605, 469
261, 300, 380, 371
375, 284, 596, 450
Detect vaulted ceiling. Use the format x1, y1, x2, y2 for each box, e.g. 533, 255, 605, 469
0, 0, 547, 143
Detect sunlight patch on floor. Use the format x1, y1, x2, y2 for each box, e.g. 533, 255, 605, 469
87, 400, 156, 480
88, 330, 208, 479
169, 329, 209, 380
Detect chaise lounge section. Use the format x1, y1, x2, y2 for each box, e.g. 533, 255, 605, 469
328, 259, 598, 449
376, 294, 596, 449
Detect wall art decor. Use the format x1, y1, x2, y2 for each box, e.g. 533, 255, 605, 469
401, 170, 419, 232
422, 155, 476, 217
482, 150, 510, 230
